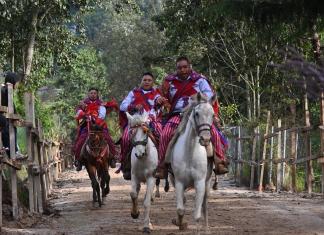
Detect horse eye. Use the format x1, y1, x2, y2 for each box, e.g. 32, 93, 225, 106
195, 112, 199, 117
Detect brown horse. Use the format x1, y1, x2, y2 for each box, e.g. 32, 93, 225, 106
80, 120, 110, 207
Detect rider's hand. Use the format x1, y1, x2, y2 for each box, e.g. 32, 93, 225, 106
156, 96, 167, 105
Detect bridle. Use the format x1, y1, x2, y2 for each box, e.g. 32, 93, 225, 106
192, 102, 212, 135
85, 119, 108, 161
130, 123, 149, 147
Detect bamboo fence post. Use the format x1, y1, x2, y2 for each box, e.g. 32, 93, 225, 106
269, 126, 274, 188
290, 102, 297, 192
276, 119, 282, 192
317, 91, 324, 193
250, 127, 257, 189
304, 91, 313, 193
258, 111, 271, 192
236, 126, 242, 186
282, 129, 287, 188
8, 84, 18, 219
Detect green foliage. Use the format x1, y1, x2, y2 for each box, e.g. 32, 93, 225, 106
49, 45, 109, 139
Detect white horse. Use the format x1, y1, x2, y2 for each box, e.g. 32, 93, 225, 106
126, 112, 158, 234
165, 92, 216, 231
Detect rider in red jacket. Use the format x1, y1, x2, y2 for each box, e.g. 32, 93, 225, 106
74, 87, 119, 171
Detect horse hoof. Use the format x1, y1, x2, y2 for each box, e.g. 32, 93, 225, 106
143, 227, 151, 234
131, 212, 140, 219
164, 184, 169, 192
172, 219, 187, 230
212, 183, 218, 190
179, 223, 188, 230
155, 193, 160, 198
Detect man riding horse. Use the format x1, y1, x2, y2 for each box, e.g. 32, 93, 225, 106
155, 56, 229, 178
118, 72, 166, 180
74, 87, 119, 171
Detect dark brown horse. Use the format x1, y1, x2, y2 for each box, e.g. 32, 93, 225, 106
80, 119, 110, 207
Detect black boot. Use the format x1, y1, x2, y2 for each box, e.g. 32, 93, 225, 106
123, 170, 131, 180
109, 158, 116, 168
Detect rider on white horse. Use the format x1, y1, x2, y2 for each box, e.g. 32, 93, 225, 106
118, 72, 166, 180
156, 56, 229, 178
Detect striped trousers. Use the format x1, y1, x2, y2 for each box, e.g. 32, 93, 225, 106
158, 115, 227, 166
120, 119, 162, 163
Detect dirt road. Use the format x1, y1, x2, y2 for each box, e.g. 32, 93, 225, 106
3, 168, 324, 235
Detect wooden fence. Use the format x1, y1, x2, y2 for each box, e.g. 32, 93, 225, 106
0, 83, 73, 231
225, 92, 324, 193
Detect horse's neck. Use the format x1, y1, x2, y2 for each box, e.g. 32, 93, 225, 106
182, 115, 198, 153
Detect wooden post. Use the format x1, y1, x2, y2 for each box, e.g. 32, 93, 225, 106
281, 129, 287, 188
318, 91, 324, 193
259, 111, 271, 192
276, 119, 282, 192
304, 91, 313, 193
269, 126, 274, 188
250, 127, 257, 189
24, 93, 35, 213
290, 102, 297, 192
8, 84, 18, 219
236, 126, 242, 186
0, 86, 3, 230
0, 163, 2, 230
37, 120, 47, 210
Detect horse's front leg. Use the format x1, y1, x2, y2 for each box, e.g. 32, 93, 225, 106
143, 176, 155, 234
130, 177, 140, 219
101, 161, 110, 197
172, 181, 187, 230
155, 178, 160, 198
194, 179, 205, 226
88, 166, 101, 207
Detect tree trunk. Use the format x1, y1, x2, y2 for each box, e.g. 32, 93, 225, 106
24, 8, 39, 81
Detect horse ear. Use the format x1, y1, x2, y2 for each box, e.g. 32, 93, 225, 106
143, 112, 149, 121
210, 94, 217, 105
126, 112, 133, 122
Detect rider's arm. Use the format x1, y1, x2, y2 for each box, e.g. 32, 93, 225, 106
198, 78, 214, 99
120, 91, 134, 112
98, 105, 106, 119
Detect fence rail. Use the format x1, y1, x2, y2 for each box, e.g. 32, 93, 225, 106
0, 84, 73, 231
225, 91, 324, 193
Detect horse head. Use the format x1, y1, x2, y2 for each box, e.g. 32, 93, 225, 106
190, 92, 217, 146
126, 112, 150, 159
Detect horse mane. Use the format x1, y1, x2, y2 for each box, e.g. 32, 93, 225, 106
165, 93, 209, 162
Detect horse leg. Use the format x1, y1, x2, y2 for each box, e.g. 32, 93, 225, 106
102, 162, 110, 197
212, 174, 218, 190
88, 166, 101, 207
130, 178, 140, 219
172, 181, 187, 230
143, 177, 155, 234
155, 178, 160, 198
164, 175, 170, 192
194, 179, 205, 233
202, 181, 210, 230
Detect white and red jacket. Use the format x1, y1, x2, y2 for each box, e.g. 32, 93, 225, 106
120, 87, 161, 118
161, 70, 214, 113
